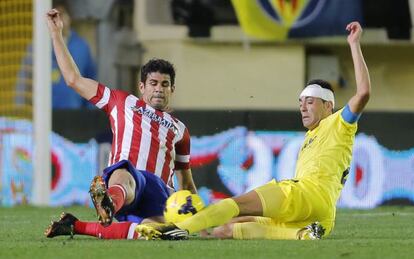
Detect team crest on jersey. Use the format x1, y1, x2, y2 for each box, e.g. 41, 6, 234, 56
131, 106, 179, 134
257, 0, 326, 28
301, 136, 317, 151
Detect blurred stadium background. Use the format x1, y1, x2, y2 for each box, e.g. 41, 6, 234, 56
1, 0, 414, 211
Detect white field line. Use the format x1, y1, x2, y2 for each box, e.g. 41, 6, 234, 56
343, 212, 414, 217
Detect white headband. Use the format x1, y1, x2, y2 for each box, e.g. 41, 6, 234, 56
299, 84, 335, 108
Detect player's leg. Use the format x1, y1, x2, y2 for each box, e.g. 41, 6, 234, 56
216, 222, 298, 240
107, 168, 136, 205
232, 222, 326, 240
214, 219, 325, 240
173, 189, 261, 234
73, 220, 138, 239
237, 179, 328, 239
175, 179, 286, 234
213, 179, 334, 240
134, 192, 259, 240
109, 168, 171, 238
45, 212, 138, 239
47, 171, 171, 241
89, 160, 144, 225
135, 179, 286, 240
212, 216, 263, 238
212, 216, 282, 239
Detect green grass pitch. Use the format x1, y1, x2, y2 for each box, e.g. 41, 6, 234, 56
0, 206, 413, 259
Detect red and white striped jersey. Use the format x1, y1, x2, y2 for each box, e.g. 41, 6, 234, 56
89, 84, 190, 186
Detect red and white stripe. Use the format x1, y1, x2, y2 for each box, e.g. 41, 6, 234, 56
89, 84, 190, 184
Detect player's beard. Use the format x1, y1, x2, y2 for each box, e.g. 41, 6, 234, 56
151, 96, 167, 110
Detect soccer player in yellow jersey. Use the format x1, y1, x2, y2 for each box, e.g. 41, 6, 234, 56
135, 21, 371, 240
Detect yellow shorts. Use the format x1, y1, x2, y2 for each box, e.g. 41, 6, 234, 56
254, 179, 335, 234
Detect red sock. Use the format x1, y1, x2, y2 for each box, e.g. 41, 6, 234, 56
74, 221, 134, 239
108, 184, 126, 213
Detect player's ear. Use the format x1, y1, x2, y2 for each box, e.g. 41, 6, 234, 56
138, 82, 145, 94
171, 85, 175, 93
325, 101, 333, 112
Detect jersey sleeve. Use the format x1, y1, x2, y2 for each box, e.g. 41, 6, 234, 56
341, 104, 361, 124
174, 127, 191, 170
334, 106, 358, 135
88, 83, 111, 113
88, 83, 129, 114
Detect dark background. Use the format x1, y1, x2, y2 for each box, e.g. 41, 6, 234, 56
53, 109, 414, 200
53, 109, 414, 150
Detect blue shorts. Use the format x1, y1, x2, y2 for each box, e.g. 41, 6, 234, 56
102, 160, 170, 223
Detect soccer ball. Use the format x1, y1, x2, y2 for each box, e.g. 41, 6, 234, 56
164, 190, 205, 223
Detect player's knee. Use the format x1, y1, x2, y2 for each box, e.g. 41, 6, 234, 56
108, 169, 136, 203
232, 191, 263, 216
212, 223, 234, 239
109, 169, 135, 188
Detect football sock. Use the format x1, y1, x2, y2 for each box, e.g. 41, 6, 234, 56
232, 222, 299, 240
176, 198, 240, 234
108, 184, 126, 213
74, 221, 134, 239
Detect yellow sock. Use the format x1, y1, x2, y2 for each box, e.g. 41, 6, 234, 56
233, 222, 299, 240
176, 198, 239, 234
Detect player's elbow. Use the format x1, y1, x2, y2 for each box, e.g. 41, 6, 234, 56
357, 90, 371, 103
356, 82, 371, 102
65, 73, 81, 88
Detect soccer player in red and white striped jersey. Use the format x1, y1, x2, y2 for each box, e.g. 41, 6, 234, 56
46, 8, 196, 227
89, 65, 191, 188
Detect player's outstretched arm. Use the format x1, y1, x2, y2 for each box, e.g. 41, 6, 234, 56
46, 9, 98, 100
346, 21, 371, 114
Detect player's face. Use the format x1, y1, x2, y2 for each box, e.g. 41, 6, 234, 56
299, 96, 331, 130
139, 72, 175, 111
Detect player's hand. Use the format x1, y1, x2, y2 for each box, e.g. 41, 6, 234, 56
199, 229, 210, 238
46, 9, 63, 36
346, 21, 362, 45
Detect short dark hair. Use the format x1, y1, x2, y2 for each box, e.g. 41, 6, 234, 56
140, 59, 176, 86
306, 79, 334, 94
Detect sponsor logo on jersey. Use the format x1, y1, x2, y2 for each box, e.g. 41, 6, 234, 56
301, 136, 317, 151
131, 106, 179, 134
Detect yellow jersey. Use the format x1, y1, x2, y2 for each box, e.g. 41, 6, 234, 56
295, 107, 358, 206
